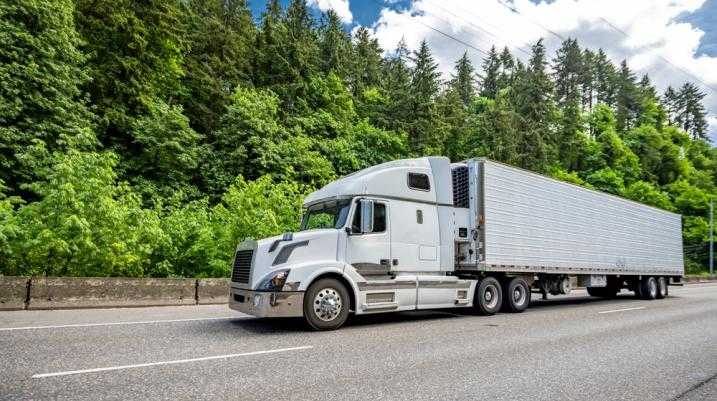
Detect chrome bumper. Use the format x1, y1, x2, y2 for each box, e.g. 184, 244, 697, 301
228, 287, 304, 318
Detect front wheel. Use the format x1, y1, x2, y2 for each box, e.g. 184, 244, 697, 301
303, 278, 350, 330
474, 277, 502, 315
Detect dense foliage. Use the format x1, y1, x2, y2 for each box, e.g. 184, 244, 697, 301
1, 0, 714, 277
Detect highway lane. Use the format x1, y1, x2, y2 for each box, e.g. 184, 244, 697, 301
1, 283, 715, 401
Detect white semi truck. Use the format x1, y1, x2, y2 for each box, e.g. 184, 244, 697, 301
229, 157, 684, 330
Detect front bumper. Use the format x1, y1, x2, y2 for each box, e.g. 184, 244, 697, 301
228, 287, 304, 318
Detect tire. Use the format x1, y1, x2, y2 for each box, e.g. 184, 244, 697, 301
501, 277, 531, 313
474, 277, 502, 315
303, 278, 350, 331
656, 277, 668, 299
639, 276, 658, 300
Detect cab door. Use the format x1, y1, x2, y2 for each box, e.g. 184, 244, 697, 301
346, 199, 391, 276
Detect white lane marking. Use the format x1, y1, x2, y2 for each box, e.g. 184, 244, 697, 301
598, 306, 646, 314
0, 316, 246, 332
33, 346, 313, 378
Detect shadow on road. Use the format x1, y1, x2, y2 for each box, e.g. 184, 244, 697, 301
528, 293, 642, 308
227, 292, 676, 332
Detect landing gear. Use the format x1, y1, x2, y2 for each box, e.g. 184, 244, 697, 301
501, 277, 531, 313
474, 277, 502, 315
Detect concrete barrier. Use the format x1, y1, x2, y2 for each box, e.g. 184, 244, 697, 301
28, 277, 196, 310
0, 276, 29, 310
683, 275, 717, 283
196, 278, 230, 305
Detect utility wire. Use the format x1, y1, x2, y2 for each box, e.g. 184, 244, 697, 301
368, 0, 491, 57
424, 0, 531, 57
597, 16, 717, 96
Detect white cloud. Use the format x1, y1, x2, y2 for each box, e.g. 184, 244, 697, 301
366, 0, 717, 141
309, 0, 353, 23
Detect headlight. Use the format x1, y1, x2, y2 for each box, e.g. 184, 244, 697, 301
257, 270, 290, 291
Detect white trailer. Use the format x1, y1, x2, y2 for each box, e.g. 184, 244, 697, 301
229, 157, 684, 330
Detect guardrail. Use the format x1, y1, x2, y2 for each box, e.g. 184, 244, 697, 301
0, 276, 230, 310
1, 275, 715, 311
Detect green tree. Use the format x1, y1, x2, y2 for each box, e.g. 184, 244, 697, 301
408, 40, 443, 154
615, 60, 640, 133
181, 0, 255, 135
0, 0, 95, 195
479, 46, 501, 99
318, 9, 352, 79
450, 51, 477, 107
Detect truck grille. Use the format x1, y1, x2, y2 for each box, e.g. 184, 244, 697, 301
452, 166, 469, 208
231, 250, 253, 283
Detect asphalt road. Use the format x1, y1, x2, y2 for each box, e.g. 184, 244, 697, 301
1, 283, 716, 401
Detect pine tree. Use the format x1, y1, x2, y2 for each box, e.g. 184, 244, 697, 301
182, 0, 256, 135
254, 0, 291, 89
319, 9, 352, 79
663, 86, 679, 125
479, 46, 501, 99
676, 83, 708, 140
580, 49, 596, 110
615, 60, 640, 133
511, 39, 556, 170
409, 40, 443, 154
553, 38, 584, 169
75, 0, 185, 135
553, 38, 583, 108
594, 49, 617, 106
381, 38, 413, 133
0, 0, 95, 195
352, 27, 384, 95
450, 52, 477, 107
284, 0, 320, 81
497, 47, 516, 90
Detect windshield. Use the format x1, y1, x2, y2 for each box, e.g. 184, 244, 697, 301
300, 199, 351, 231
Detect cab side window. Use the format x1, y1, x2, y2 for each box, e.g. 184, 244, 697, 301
352, 201, 386, 233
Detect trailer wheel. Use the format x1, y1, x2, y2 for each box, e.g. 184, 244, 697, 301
639, 276, 658, 300
501, 277, 530, 313
303, 278, 350, 330
656, 277, 668, 299
474, 277, 502, 315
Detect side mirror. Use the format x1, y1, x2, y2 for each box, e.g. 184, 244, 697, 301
359, 199, 374, 233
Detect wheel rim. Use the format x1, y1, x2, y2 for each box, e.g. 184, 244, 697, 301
512, 285, 526, 306
659, 278, 667, 296
484, 284, 499, 309
314, 287, 342, 322
648, 279, 657, 297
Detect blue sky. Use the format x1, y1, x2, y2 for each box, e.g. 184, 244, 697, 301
249, 1, 717, 139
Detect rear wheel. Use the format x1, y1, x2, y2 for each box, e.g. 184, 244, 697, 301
639, 276, 658, 300
656, 277, 668, 299
501, 277, 531, 313
303, 278, 350, 330
474, 277, 502, 315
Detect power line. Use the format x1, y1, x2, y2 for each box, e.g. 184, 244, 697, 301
369, 0, 490, 57
423, 0, 531, 57
598, 16, 717, 96
495, 0, 565, 42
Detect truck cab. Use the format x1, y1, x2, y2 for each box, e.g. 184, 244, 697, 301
228, 156, 471, 330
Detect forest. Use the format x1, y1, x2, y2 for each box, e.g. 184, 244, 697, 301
1, 0, 714, 278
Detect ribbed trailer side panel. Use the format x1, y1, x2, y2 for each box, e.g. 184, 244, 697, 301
479, 160, 684, 276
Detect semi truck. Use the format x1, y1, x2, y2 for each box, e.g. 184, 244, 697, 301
228, 157, 684, 330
